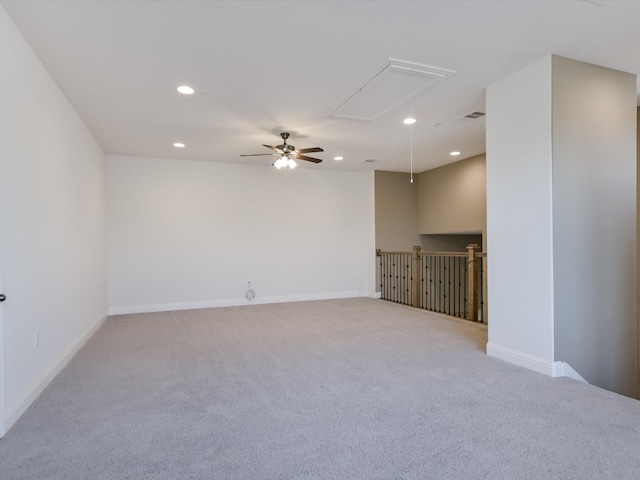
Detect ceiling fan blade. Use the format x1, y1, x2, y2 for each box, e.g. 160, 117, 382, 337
296, 147, 324, 154
262, 144, 283, 153
296, 154, 322, 164
239, 153, 277, 157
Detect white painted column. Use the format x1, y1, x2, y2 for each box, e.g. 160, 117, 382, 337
486, 56, 556, 373
486, 55, 638, 398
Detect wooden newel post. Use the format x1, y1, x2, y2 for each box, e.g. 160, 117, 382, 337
466, 244, 480, 322
412, 245, 421, 308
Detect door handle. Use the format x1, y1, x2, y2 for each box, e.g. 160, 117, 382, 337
0, 294, 5, 302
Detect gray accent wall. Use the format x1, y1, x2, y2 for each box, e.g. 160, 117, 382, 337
374, 171, 419, 251
417, 154, 486, 236
420, 234, 482, 252
374, 157, 486, 253
552, 56, 638, 397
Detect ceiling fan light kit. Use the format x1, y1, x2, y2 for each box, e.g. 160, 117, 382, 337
274, 156, 296, 169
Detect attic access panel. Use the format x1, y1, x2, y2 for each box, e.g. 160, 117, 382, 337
330, 58, 455, 122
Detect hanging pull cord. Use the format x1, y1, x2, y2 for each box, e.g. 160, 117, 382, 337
409, 80, 414, 184
410, 124, 414, 184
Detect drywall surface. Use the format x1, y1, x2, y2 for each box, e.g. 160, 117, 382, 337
551, 56, 637, 397
486, 56, 555, 362
417, 154, 486, 235
0, 6, 107, 434
420, 234, 482, 252
107, 155, 375, 312
374, 171, 419, 251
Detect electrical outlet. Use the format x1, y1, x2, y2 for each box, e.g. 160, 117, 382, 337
34, 332, 39, 347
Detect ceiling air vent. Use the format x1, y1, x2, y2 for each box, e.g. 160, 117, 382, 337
330, 58, 455, 122
464, 111, 486, 119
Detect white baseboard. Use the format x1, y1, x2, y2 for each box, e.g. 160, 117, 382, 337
108, 291, 371, 316
486, 343, 587, 383
3, 315, 108, 437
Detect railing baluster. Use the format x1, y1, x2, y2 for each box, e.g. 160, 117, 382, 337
437, 255, 442, 313
399, 254, 402, 304
400, 254, 404, 304
387, 254, 390, 301
453, 256, 457, 317
394, 254, 398, 303
459, 257, 463, 318
393, 254, 397, 303
431, 255, 435, 311
384, 254, 387, 300
387, 255, 393, 300
434, 255, 438, 312
464, 259, 468, 317
401, 254, 404, 305
466, 244, 479, 322
420, 256, 424, 308
406, 256, 410, 305
458, 257, 462, 318
448, 256, 452, 315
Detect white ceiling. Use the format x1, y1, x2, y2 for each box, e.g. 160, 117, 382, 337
3, 0, 640, 173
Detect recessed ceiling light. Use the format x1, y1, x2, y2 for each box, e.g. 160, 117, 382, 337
403, 117, 417, 125
450, 151, 461, 156
173, 142, 186, 148
334, 156, 343, 161
177, 85, 195, 95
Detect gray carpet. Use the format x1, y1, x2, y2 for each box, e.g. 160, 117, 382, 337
1, 298, 639, 479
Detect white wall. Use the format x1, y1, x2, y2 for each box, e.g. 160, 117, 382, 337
0, 6, 107, 435
486, 57, 556, 365
107, 155, 375, 313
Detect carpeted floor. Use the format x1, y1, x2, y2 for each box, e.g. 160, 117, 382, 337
1, 298, 639, 479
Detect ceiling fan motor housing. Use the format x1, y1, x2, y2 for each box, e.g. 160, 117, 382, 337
278, 144, 295, 153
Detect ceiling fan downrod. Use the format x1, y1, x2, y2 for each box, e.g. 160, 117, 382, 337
278, 132, 295, 154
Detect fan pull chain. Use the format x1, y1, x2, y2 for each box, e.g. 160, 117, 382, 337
409, 78, 414, 184
410, 125, 414, 184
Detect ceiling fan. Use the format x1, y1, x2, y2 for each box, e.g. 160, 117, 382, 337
240, 132, 323, 169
